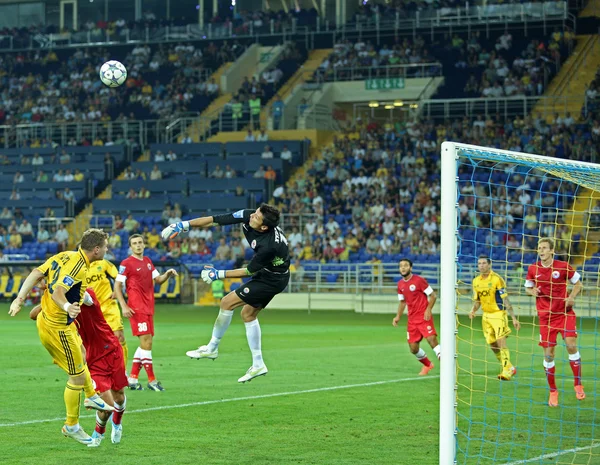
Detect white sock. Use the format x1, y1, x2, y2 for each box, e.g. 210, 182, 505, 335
543, 360, 555, 369
415, 348, 427, 360
433, 345, 441, 360
569, 352, 581, 361
114, 396, 126, 412
244, 319, 264, 367
207, 309, 233, 351
96, 411, 107, 428
65, 423, 80, 432
138, 348, 152, 363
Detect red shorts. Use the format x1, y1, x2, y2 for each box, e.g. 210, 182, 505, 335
129, 312, 154, 337
538, 312, 577, 347
89, 348, 128, 393
407, 319, 437, 344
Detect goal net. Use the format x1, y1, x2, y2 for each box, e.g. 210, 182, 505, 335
440, 142, 600, 465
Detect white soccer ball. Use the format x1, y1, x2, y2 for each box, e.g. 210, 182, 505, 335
99, 60, 127, 88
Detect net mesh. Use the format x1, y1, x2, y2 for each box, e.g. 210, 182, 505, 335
454, 146, 600, 465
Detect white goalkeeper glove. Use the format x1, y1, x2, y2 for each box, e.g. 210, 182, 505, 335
161, 221, 190, 241
201, 266, 225, 284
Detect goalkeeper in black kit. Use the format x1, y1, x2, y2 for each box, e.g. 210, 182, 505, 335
161, 204, 290, 383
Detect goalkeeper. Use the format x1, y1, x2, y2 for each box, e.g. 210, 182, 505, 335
470, 255, 521, 380
161, 204, 289, 383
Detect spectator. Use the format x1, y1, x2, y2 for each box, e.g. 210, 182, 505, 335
134, 169, 146, 181
37, 227, 50, 242
150, 164, 162, 180
166, 150, 177, 161
254, 165, 266, 178
9, 227, 22, 248
13, 171, 25, 183
36, 170, 48, 182
257, 129, 269, 142
244, 129, 255, 141
211, 165, 225, 178
271, 96, 284, 130
215, 238, 231, 260
264, 165, 276, 181
235, 185, 245, 197
63, 187, 76, 202
224, 165, 237, 179
230, 238, 244, 264
124, 214, 140, 232
55, 224, 69, 250
0, 207, 12, 219
123, 167, 135, 180
126, 188, 138, 199
154, 150, 166, 162
59, 150, 71, 164
366, 233, 379, 254
108, 232, 122, 249
31, 153, 44, 166
146, 228, 161, 250
73, 169, 84, 182
18, 220, 34, 241
261, 145, 274, 159
63, 169, 74, 182
280, 145, 292, 163
139, 187, 150, 199
9, 190, 20, 200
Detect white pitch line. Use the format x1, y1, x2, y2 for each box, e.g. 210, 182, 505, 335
0, 375, 440, 428
502, 443, 600, 464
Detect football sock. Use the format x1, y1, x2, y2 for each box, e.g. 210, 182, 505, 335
433, 344, 441, 360
139, 348, 155, 382
64, 383, 83, 426
113, 396, 126, 425
120, 339, 129, 368
568, 352, 582, 386
95, 411, 107, 435
244, 319, 264, 367
415, 348, 432, 367
543, 360, 557, 391
500, 348, 513, 372
82, 365, 96, 398
130, 347, 142, 380
207, 309, 234, 351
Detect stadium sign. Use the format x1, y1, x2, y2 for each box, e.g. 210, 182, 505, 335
365, 78, 405, 90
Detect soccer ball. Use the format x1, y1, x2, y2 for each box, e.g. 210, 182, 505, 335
99, 60, 127, 88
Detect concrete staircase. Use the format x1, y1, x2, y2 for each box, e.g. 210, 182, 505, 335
259, 49, 332, 129
532, 35, 600, 119
564, 189, 600, 266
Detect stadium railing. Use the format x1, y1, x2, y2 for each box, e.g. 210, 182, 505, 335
0, 1, 569, 52
421, 95, 582, 120
314, 62, 443, 83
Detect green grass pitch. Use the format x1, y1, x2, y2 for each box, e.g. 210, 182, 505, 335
0, 305, 598, 465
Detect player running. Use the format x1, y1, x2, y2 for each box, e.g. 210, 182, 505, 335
30, 288, 128, 447
8, 229, 114, 445
161, 204, 289, 383
525, 238, 584, 407
86, 259, 129, 370
470, 255, 521, 381
392, 258, 441, 375
114, 234, 178, 391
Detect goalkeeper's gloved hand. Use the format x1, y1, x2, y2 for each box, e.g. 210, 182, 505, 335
201, 266, 226, 284
161, 221, 190, 241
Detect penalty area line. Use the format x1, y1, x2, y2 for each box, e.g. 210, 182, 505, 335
502, 442, 600, 465
0, 375, 440, 428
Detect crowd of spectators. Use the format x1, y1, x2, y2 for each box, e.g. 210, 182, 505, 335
585, 66, 600, 120
459, 28, 573, 98
314, 36, 438, 82
0, 39, 243, 125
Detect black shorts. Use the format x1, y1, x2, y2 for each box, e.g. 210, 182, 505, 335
235, 270, 290, 308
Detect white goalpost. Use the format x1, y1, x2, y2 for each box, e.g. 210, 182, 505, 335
439, 141, 600, 465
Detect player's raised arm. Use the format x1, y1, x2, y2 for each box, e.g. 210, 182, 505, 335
9, 268, 45, 316
161, 209, 254, 241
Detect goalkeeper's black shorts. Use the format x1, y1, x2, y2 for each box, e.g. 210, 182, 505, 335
234, 269, 290, 308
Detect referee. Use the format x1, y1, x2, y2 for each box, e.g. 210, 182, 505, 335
161, 203, 290, 383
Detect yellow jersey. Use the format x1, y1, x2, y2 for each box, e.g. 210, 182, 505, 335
85, 259, 118, 307
472, 271, 508, 314
37, 248, 91, 326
